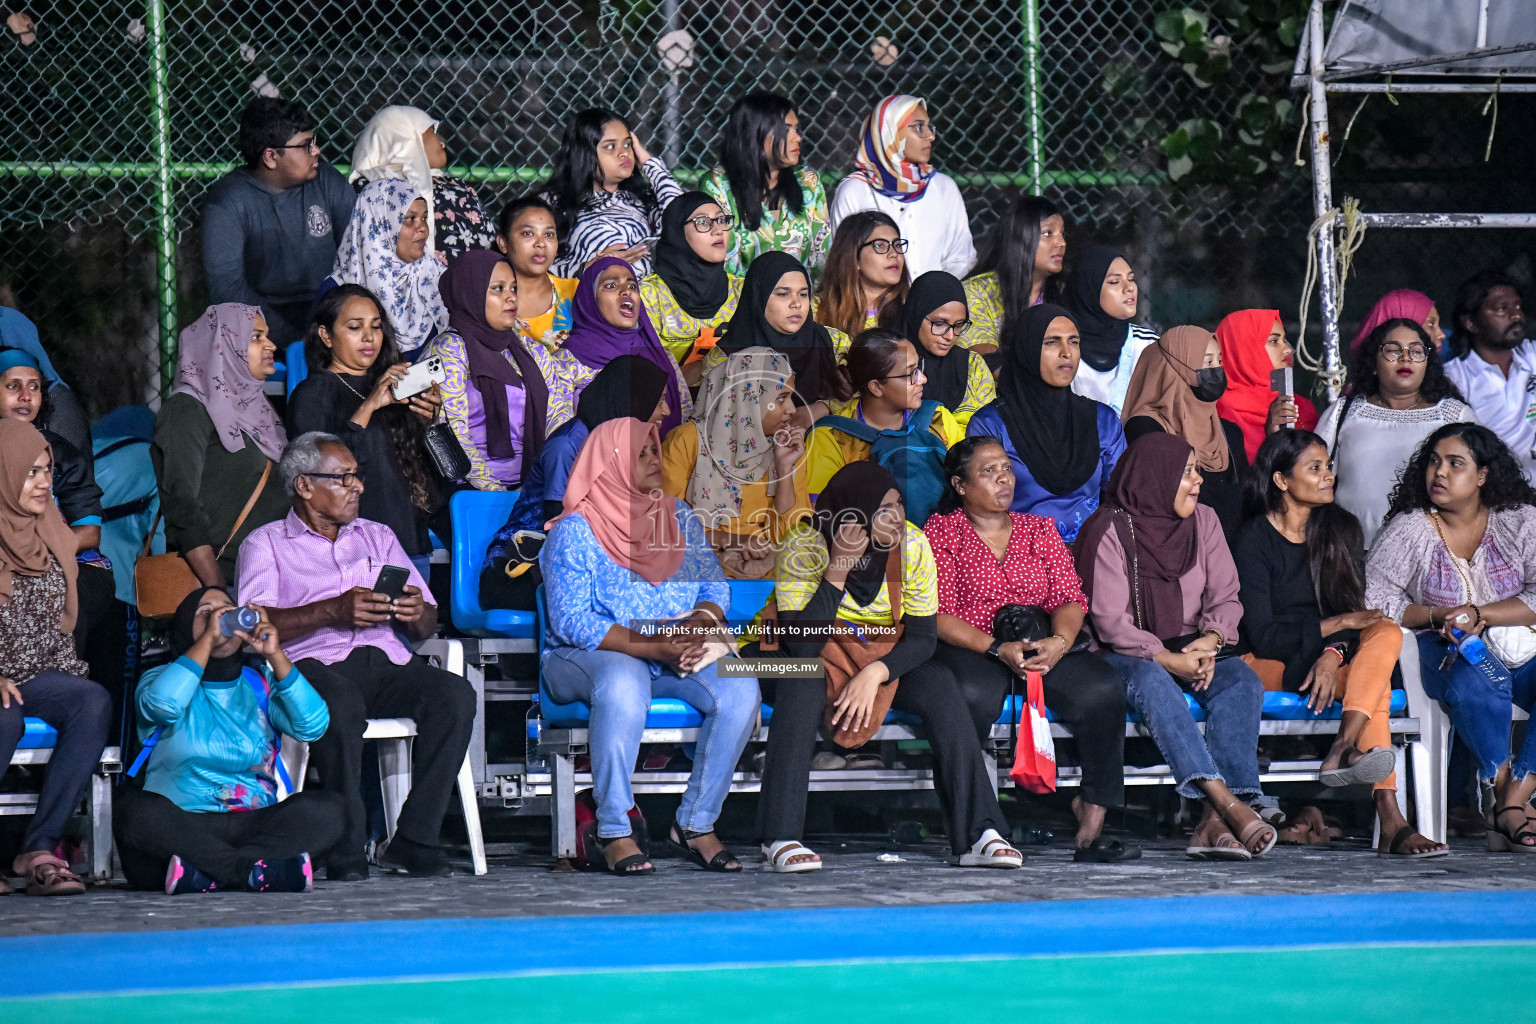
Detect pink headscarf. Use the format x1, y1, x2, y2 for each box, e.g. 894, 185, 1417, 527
549, 418, 684, 585
1350, 289, 1435, 353
171, 304, 287, 461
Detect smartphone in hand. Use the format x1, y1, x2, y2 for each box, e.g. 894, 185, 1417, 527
373, 565, 411, 600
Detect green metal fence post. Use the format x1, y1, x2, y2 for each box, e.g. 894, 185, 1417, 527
1020, 0, 1043, 194
146, 0, 177, 394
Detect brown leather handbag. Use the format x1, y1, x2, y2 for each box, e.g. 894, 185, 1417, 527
762, 544, 905, 750
134, 462, 271, 617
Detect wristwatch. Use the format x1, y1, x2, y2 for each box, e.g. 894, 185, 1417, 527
987, 640, 1005, 660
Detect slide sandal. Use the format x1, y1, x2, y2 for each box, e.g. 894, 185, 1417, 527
1073, 837, 1142, 863
1320, 747, 1396, 788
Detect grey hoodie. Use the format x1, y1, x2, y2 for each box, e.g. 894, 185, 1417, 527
200, 163, 357, 343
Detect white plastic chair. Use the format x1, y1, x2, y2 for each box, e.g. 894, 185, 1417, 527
279, 719, 487, 876
1397, 626, 1450, 844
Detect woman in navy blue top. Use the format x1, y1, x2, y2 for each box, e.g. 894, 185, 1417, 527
966, 303, 1124, 542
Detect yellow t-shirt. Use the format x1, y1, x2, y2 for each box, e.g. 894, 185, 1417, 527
659, 421, 811, 542
756, 520, 939, 631
641, 273, 744, 365
805, 403, 963, 502
700, 325, 852, 378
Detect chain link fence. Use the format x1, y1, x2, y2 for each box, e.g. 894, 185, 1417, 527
4, 0, 1530, 418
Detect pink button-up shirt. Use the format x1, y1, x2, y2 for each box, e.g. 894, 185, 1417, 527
236, 510, 433, 666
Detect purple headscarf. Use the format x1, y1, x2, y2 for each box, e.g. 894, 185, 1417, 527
563, 256, 684, 434
172, 303, 287, 461
439, 250, 549, 464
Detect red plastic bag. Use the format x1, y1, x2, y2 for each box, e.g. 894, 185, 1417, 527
1009, 670, 1057, 794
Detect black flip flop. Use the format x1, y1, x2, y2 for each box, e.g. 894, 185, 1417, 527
1073, 836, 1142, 863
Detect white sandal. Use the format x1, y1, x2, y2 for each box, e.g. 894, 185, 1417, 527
955, 828, 1023, 868
762, 839, 823, 873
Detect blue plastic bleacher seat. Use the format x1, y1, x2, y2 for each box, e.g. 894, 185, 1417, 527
450, 490, 536, 639
285, 341, 307, 397
18, 718, 56, 749
1261, 689, 1408, 720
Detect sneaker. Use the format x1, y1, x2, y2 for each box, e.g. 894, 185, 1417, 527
248, 853, 313, 893
164, 855, 219, 895
375, 836, 453, 877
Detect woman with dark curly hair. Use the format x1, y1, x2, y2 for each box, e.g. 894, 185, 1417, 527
1319, 317, 1475, 547
1365, 423, 1536, 852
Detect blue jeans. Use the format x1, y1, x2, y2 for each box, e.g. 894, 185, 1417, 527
1416, 632, 1536, 782
542, 648, 760, 838
1102, 653, 1263, 800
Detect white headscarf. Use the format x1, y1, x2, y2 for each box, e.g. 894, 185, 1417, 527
689, 346, 794, 520
331, 179, 449, 356
351, 106, 439, 251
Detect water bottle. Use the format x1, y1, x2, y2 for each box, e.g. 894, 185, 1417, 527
218, 606, 260, 638
1449, 627, 1488, 665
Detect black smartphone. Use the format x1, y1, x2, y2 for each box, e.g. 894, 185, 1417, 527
373, 565, 411, 600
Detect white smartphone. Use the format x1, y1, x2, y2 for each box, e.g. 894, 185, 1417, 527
393, 356, 446, 400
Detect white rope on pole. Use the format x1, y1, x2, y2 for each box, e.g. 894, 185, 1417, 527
1297, 195, 1365, 393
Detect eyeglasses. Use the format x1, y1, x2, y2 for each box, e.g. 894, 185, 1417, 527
906, 121, 938, 139
687, 213, 734, 232
304, 471, 361, 488
859, 238, 909, 255
924, 316, 972, 338
1380, 343, 1429, 363
882, 365, 926, 384
272, 138, 320, 155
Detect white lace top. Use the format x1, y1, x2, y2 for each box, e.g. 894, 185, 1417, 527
1317, 396, 1477, 548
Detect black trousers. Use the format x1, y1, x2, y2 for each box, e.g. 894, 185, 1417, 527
934, 642, 1128, 809
755, 654, 1005, 855
0, 670, 110, 854
921, 644, 1130, 810
297, 647, 475, 866
72, 562, 134, 737
116, 787, 345, 890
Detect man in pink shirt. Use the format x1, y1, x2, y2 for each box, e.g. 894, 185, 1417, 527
237, 432, 473, 881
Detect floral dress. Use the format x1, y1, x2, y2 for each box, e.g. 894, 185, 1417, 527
701, 167, 830, 280
432, 176, 495, 256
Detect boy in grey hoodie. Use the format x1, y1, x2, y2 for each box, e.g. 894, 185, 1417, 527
201, 98, 356, 344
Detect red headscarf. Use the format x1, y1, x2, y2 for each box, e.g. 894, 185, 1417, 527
1214, 308, 1317, 462
1349, 289, 1435, 353
549, 417, 684, 585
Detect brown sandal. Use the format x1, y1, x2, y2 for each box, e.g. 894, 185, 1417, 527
1277, 806, 1331, 846
16, 852, 85, 896
1236, 817, 1278, 858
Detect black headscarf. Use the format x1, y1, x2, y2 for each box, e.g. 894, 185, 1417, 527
652, 191, 731, 320
719, 250, 842, 404
996, 303, 1102, 496
171, 586, 246, 683
904, 271, 971, 411
813, 461, 901, 608
439, 250, 550, 464
575, 355, 671, 431
1063, 245, 1132, 373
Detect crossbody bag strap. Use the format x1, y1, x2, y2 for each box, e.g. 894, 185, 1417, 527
885, 534, 904, 624
216, 460, 272, 561
141, 511, 164, 558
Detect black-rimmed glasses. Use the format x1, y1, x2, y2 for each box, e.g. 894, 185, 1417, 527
687, 213, 735, 232
859, 238, 909, 255
272, 138, 320, 154
305, 471, 361, 488
882, 365, 926, 384
924, 316, 972, 338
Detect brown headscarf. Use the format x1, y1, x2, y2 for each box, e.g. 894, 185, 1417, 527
0, 419, 79, 631
1073, 432, 1198, 641
1121, 326, 1230, 473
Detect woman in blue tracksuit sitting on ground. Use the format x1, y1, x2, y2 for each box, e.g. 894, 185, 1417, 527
115, 586, 341, 894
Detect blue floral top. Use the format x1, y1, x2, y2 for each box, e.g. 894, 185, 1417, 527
966, 402, 1126, 544
540, 505, 730, 665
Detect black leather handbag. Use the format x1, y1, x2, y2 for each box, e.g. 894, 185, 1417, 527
424, 419, 472, 481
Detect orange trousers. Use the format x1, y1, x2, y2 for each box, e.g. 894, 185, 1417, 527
1244, 619, 1403, 791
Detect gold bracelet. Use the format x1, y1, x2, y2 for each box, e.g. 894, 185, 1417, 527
1048, 633, 1070, 648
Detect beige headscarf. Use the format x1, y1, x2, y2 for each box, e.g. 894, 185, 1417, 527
351, 106, 439, 252
1120, 325, 1231, 473
0, 420, 79, 631
689, 346, 794, 521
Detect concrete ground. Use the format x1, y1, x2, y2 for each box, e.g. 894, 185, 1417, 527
6, 831, 1533, 939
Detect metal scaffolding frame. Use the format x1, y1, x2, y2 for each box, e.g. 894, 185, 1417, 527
1293, 0, 1536, 397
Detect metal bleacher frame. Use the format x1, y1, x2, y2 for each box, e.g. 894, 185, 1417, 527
3, 732, 121, 881
531, 704, 1424, 860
